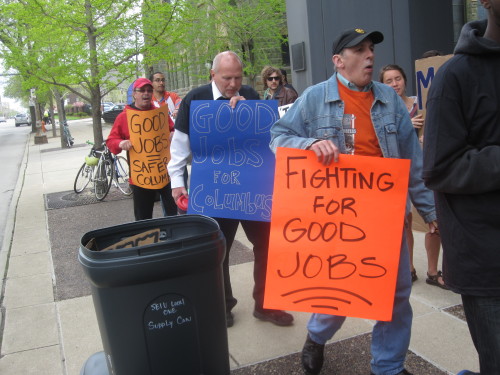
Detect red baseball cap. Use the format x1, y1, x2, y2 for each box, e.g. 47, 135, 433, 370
133, 78, 153, 89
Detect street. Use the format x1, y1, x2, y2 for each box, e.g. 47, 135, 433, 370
0, 118, 31, 250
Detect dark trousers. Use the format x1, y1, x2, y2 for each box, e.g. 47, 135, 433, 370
214, 218, 271, 313
462, 294, 500, 374
131, 183, 177, 220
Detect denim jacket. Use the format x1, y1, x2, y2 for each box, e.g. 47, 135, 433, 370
270, 73, 436, 223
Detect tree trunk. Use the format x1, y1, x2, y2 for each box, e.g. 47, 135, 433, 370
49, 93, 56, 138
91, 93, 104, 147
86, 0, 104, 147
53, 88, 67, 148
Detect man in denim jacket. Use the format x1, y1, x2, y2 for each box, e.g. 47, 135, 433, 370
270, 28, 437, 375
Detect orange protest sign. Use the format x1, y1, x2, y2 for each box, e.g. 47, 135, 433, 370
264, 148, 410, 321
127, 106, 170, 189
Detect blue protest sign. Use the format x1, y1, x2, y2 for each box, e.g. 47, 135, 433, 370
127, 82, 134, 105
188, 100, 279, 221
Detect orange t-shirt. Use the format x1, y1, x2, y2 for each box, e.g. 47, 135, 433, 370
338, 81, 382, 157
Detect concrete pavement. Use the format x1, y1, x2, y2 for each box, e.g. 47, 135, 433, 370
0, 119, 479, 374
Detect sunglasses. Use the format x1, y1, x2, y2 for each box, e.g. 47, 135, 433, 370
267, 76, 280, 81
134, 88, 153, 93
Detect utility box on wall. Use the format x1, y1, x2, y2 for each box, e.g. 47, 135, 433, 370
285, 0, 455, 95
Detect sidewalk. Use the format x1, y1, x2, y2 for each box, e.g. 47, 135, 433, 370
0, 120, 478, 374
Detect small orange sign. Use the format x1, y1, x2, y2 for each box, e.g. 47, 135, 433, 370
264, 148, 410, 321
127, 106, 170, 189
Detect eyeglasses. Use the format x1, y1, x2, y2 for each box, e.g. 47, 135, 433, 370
267, 76, 280, 82
134, 88, 153, 93
153, 78, 166, 82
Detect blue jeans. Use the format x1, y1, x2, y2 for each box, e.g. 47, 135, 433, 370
307, 230, 413, 375
462, 294, 500, 374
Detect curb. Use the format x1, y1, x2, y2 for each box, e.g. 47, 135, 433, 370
0, 132, 31, 344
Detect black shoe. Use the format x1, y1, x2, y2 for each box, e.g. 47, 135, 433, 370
226, 312, 234, 328
411, 269, 418, 283
371, 370, 413, 375
426, 271, 449, 290
253, 308, 294, 326
302, 335, 324, 375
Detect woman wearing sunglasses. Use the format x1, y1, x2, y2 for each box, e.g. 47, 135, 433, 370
261, 66, 298, 106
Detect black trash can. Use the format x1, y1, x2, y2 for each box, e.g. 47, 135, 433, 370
78, 215, 229, 375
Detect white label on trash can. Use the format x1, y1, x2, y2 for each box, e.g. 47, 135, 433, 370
146, 296, 194, 330
143, 293, 202, 373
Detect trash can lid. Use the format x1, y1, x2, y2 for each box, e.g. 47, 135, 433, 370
78, 215, 226, 288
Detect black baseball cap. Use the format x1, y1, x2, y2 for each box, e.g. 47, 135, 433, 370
332, 28, 384, 55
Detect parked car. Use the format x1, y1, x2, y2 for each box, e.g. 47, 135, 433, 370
15, 113, 31, 127
0, 116, 6, 122
102, 104, 126, 124
101, 101, 114, 113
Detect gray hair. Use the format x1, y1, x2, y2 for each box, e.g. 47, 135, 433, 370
332, 50, 345, 72
212, 51, 243, 72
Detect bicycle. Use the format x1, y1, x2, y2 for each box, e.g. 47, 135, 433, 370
74, 141, 131, 200
112, 152, 132, 196
74, 141, 112, 200
74, 148, 97, 194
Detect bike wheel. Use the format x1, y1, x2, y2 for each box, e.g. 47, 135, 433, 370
114, 156, 132, 195
94, 158, 113, 200
74, 162, 93, 193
